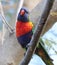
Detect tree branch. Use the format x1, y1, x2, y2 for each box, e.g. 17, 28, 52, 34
0, 2, 14, 33
19, 0, 54, 65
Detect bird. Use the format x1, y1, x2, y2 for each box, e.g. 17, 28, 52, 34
16, 7, 33, 49
16, 7, 53, 65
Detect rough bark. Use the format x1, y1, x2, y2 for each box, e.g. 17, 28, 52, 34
20, 0, 54, 65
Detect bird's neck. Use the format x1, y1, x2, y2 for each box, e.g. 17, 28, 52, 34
17, 20, 29, 23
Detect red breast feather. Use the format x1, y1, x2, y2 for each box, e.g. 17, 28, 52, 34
16, 21, 33, 37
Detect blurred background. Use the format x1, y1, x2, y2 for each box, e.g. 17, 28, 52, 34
0, 0, 57, 65
0, 0, 41, 31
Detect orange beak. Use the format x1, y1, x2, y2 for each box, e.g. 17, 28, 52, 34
20, 10, 25, 16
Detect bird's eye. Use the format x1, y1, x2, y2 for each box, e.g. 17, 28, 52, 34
20, 10, 25, 15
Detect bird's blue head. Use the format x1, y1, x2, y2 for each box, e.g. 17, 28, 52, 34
17, 7, 29, 22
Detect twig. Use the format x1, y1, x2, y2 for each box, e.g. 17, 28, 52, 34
0, 0, 24, 33
0, 2, 14, 33
19, 0, 54, 65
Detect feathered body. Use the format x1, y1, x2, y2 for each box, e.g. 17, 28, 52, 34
16, 7, 33, 48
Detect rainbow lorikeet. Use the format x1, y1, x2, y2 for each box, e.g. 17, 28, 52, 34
16, 7, 33, 48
